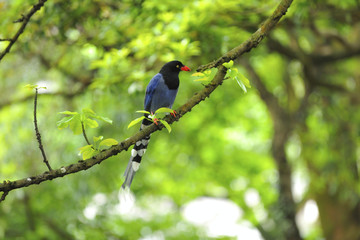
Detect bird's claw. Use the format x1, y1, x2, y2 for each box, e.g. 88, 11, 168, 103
153, 118, 159, 125
171, 110, 177, 117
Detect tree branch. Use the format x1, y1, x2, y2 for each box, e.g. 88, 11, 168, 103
34, 88, 52, 171
267, 37, 301, 61
0, 0, 294, 200
0, 0, 48, 62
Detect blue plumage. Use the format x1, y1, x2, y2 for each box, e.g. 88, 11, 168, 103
122, 60, 191, 190
145, 73, 179, 113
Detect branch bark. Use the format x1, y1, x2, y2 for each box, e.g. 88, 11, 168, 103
0, 0, 48, 62
34, 88, 52, 171
0, 0, 294, 200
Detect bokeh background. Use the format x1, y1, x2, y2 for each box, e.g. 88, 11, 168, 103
1, 0, 360, 239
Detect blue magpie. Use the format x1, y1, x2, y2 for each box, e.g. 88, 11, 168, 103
122, 60, 191, 189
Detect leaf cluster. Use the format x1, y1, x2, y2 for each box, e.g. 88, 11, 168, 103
127, 107, 174, 133
57, 108, 116, 159
57, 108, 112, 135
223, 60, 251, 93
79, 136, 118, 160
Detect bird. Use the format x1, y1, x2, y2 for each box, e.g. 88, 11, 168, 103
122, 60, 191, 190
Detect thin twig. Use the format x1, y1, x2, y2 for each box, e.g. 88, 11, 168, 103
34, 88, 52, 171
0, 0, 48, 62
0, 39, 12, 42
13, 14, 26, 23
0, 191, 8, 202
81, 122, 91, 145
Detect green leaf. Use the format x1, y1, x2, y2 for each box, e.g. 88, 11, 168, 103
59, 111, 78, 115
191, 72, 204, 77
193, 77, 208, 82
80, 108, 96, 122
159, 120, 171, 133
225, 67, 238, 79
222, 60, 234, 69
84, 118, 99, 128
96, 116, 113, 124
192, 68, 218, 82
69, 114, 82, 135
207, 68, 218, 80
25, 84, 38, 90
82, 108, 113, 124
79, 144, 92, 153
192, 71, 208, 81
79, 145, 98, 160
93, 135, 103, 143
57, 108, 112, 135
92, 136, 103, 149
25, 84, 47, 90
136, 110, 151, 114
235, 76, 247, 93
57, 116, 74, 129
238, 73, 251, 88
82, 108, 96, 116
224, 67, 250, 93
147, 113, 156, 120
128, 116, 145, 129
155, 107, 174, 114
57, 111, 82, 132
99, 138, 118, 148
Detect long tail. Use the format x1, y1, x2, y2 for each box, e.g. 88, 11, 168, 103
122, 118, 151, 189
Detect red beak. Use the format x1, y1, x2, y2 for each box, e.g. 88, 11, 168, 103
180, 66, 191, 71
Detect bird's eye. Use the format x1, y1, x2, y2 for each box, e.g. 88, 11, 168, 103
176, 65, 179, 68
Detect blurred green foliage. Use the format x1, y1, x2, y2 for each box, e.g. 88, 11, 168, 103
1, 0, 360, 239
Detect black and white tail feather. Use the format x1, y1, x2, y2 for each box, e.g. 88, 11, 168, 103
122, 118, 151, 189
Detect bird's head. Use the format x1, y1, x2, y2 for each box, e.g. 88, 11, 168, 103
160, 60, 191, 74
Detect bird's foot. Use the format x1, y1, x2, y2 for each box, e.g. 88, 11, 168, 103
171, 110, 177, 117
153, 118, 159, 125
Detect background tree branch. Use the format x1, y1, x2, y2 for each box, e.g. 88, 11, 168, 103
242, 58, 302, 240
197, 0, 293, 72
0, 0, 48, 62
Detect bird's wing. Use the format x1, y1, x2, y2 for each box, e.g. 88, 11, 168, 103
144, 73, 162, 112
